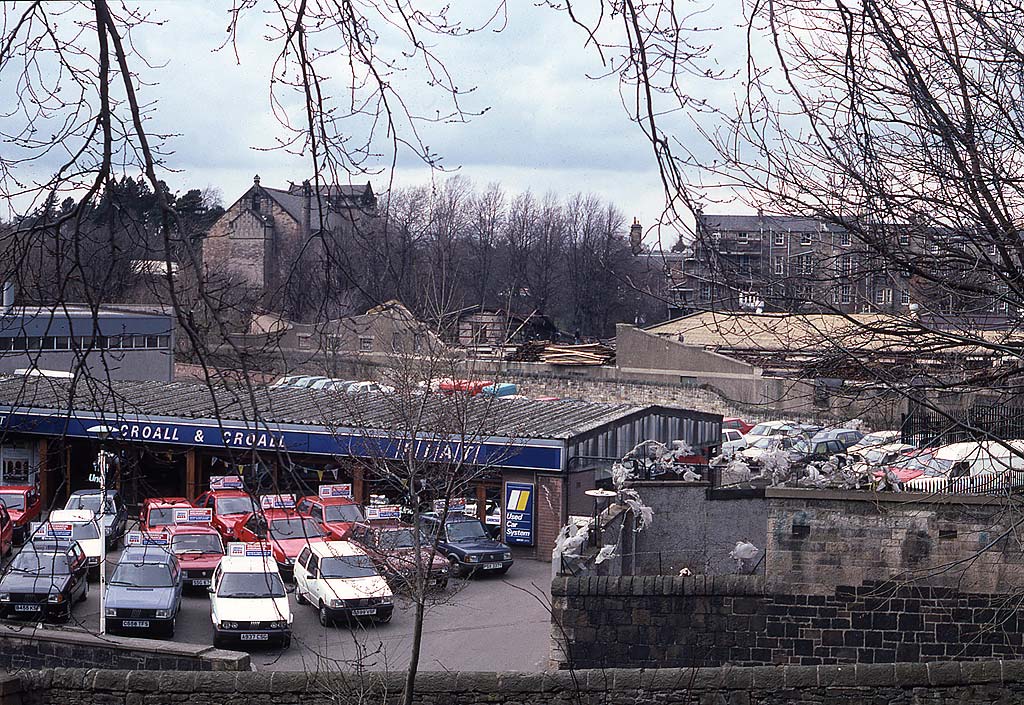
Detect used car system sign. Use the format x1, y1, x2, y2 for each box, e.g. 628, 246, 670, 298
504, 482, 535, 546
318, 484, 352, 499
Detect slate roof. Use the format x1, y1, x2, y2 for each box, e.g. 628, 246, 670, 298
698, 213, 844, 234
0, 375, 696, 442
261, 183, 374, 233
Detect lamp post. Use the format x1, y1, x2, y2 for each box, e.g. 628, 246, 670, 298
86, 424, 117, 635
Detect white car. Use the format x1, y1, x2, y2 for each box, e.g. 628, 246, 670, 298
740, 436, 798, 465
902, 440, 1024, 494
743, 420, 798, 445
294, 541, 393, 626
209, 551, 292, 649
721, 429, 747, 457
42, 509, 104, 579
346, 381, 396, 394
847, 431, 901, 455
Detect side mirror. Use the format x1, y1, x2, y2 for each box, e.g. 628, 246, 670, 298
207, 586, 215, 594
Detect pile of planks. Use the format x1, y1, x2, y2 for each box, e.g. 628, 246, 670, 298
541, 343, 615, 366
507, 340, 549, 362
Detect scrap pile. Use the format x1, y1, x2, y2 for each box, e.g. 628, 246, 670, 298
508, 341, 616, 365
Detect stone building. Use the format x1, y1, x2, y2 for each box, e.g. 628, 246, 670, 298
202, 176, 377, 320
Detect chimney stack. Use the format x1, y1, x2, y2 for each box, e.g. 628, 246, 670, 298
629, 218, 643, 255
301, 179, 312, 236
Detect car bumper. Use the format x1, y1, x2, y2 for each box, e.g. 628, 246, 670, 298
2, 602, 67, 620
108, 615, 174, 632
457, 559, 513, 574
214, 627, 291, 646
326, 603, 394, 621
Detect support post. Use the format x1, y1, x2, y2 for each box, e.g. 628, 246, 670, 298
38, 439, 49, 507
186, 449, 198, 501
353, 465, 364, 505
476, 483, 487, 523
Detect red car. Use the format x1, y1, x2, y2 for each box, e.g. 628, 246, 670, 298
0, 485, 41, 545
194, 488, 258, 540
723, 417, 755, 434
873, 448, 949, 485
230, 508, 327, 577
296, 492, 364, 540
166, 522, 224, 589
348, 520, 449, 590
139, 497, 192, 533
438, 379, 492, 396
0, 505, 13, 557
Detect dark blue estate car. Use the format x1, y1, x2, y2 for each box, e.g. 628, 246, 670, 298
105, 546, 183, 637
418, 512, 513, 577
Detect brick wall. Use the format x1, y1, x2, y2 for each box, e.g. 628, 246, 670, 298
16, 662, 1024, 705
0, 624, 248, 672
551, 575, 1024, 670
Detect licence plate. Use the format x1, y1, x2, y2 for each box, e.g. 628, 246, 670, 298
191, 579, 211, 586
123, 620, 150, 628
14, 604, 40, 612
240, 633, 269, 641
482, 562, 503, 569
351, 608, 376, 616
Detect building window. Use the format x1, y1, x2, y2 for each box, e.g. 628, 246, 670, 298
900, 289, 911, 305
413, 333, 424, 353
875, 287, 893, 305
840, 285, 852, 305
898, 233, 911, 246
839, 232, 851, 247
773, 232, 785, 247
297, 334, 312, 350
774, 257, 784, 276
800, 232, 812, 246
700, 282, 713, 301
737, 231, 749, 243
392, 332, 402, 351
359, 337, 373, 352
796, 253, 814, 276
840, 254, 853, 276
251, 192, 261, 213
133, 335, 146, 349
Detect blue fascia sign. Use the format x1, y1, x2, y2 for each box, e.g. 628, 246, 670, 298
504, 481, 535, 546
0, 411, 565, 472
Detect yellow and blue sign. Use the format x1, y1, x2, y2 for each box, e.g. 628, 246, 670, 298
504, 482, 535, 546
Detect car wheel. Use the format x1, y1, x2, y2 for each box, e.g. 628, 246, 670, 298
295, 587, 308, 605
282, 635, 292, 649
447, 556, 464, 578
167, 618, 176, 639
318, 602, 332, 627
54, 606, 70, 624
376, 613, 392, 624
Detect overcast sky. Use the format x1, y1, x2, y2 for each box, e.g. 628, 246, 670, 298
122, 1, 723, 243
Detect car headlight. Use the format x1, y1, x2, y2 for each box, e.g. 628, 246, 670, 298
219, 620, 238, 630
87, 557, 100, 565
284, 558, 294, 566
155, 609, 171, 619
48, 594, 63, 603
330, 599, 344, 608
0, 593, 9, 602
465, 555, 479, 563
105, 607, 117, 617
440, 567, 449, 574
503, 552, 512, 560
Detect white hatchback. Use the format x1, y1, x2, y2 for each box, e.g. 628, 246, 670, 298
42, 509, 104, 579
294, 540, 394, 626
209, 552, 292, 648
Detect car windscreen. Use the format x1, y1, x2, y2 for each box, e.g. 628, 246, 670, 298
171, 533, 223, 555
109, 562, 174, 588
748, 424, 774, 436
446, 519, 489, 542
215, 497, 256, 516
324, 504, 364, 523
66, 495, 115, 514
791, 440, 811, 454
319, 554, 378, 578
896, 454, 952, 477
269, 517, 325, 539
217, 571, 286, 598
0, 492, 25, 510
11, 550, 70, 574
378, 528, 421, 549
147, 507, 178, 526
71, 522, 99, 540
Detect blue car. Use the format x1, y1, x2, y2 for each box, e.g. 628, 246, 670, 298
105, 545, 183, 637
418, 512, 513, 577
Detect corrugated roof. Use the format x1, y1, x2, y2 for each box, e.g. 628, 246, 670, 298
0, 375, 663, 442
644, 311, 1024, 355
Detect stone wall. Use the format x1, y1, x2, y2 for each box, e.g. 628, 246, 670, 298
551, 574, 1024, 670
0, 624, 248, 672
766, 488, 1024, 595
15, 662, 1024, 705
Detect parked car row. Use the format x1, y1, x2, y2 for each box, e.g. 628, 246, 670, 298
0, 480, 516, 651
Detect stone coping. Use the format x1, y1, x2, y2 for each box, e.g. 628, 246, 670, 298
765, 487, 1016, 505
551, 574, 765, 597
15, 661, 1024, 693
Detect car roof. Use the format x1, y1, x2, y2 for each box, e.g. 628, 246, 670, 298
359, 520, 409, 530
0, 485, 34, 492
310, 540, 366, 558
70, 488, 120, 497
167, 524, 220, 535
264, 509, 303, 520
219, 555, 281, 573
145, 497, 190, 507
48, 509, 96, 523
421, 511, 477, 524
305, 495, 358, 506
27, 538, 77, 553
206, 489, 251, 497
120, 546, 177, 564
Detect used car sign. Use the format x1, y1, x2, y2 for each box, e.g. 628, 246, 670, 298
173, 508, 214, 524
